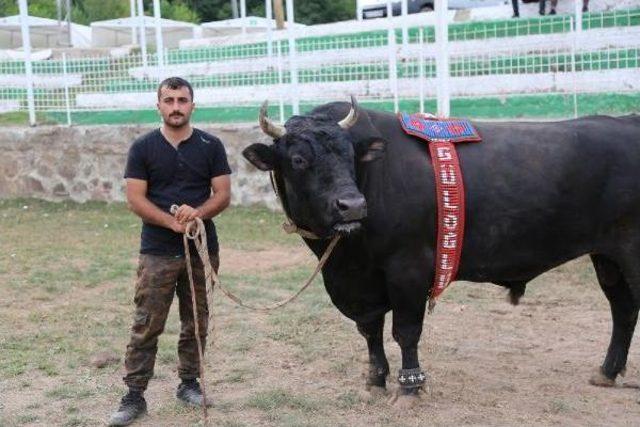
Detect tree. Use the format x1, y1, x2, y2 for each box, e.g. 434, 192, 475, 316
191, 0, 356, 25
161, 0, 200, 23
72, 0, 130, 25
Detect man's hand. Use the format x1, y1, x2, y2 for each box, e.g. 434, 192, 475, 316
173, 204, 202, 224
170, 219, 187, 234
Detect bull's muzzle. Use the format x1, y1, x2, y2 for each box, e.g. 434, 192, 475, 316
335, 195, 367, 222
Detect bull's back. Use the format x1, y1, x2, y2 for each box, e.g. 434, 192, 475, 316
457, 115, 640, 280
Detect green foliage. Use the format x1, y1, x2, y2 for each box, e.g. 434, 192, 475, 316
161, 0, 200, 23
191, 0, 356, 25
72, 0, 130, 25
0, 0, 57, 18
0, 0, 356, 26
0, 0, 18, 16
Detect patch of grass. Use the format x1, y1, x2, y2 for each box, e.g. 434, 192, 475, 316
62, 417, 90, 427
16, 413, 39, 424
246, 388, 321, 412
546, 398, 573, 414
335, 391, 362, 409
45, 384, 95, 400
0, 111, 58, 126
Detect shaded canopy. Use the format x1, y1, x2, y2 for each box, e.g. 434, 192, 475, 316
90, 16, 198, 48
0, 15, 90, 49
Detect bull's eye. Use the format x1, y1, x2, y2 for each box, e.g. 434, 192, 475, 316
291, 154, 309, 170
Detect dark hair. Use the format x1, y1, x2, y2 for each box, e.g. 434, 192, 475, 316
157, 77, 194, 101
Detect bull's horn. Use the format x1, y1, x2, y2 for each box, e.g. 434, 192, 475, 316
259, 100, 286, 138
338, 95, 359, 129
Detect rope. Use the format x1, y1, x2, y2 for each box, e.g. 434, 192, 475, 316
171, 204, 340, 424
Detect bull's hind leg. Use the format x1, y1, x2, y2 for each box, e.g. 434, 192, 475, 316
590, 254, 640, 386
356, 316, 389, 394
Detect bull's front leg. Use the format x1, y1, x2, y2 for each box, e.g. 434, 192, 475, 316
356, 316, 389, 394
387, 254, 431, 407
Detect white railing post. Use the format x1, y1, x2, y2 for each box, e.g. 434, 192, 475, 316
241, 0, 247, 35
137, 0, 148, 71
356, 0, 363, 21
129, 0, 137, 44
435, 0, 450, 117
276, 39, 285, 122
401, 0, 409, 51
266, 0, 273, 61
153, 0, 164, 72
574, 0, 583, 34
570, 16, 578, 118
18, 0, 36, 126
286, 0, 299, 115
419, 28, 425, 114
387, 2, 399, 113
62, 52, 72, 126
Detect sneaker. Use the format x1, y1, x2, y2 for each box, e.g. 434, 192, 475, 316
549, 9, 556, 15
176, 380, 213, 407
108, 391, 147, 426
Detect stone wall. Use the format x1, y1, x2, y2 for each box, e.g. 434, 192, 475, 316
0, 124, 279, 209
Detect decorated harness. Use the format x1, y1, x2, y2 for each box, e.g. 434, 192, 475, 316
398, 112, 481, 305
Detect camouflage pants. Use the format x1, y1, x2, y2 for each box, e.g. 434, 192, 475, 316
123, 253, 219, 391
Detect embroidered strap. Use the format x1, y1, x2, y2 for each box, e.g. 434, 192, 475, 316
397, 112, 480, 306
428, 141, 465, 300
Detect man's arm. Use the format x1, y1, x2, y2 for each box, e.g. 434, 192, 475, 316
174, 174, 231, 224
126, 178, 186, 233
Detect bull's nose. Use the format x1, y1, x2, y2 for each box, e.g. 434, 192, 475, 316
335, 196, 367, 221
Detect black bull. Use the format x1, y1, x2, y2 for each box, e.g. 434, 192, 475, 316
243, 98, 640, 398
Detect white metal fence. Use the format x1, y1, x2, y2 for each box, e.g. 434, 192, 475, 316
0, 8, 638, 124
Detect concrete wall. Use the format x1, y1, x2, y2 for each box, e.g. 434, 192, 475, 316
0, 124, 279, 209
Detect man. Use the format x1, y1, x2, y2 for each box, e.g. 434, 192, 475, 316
109, 77, 231, 426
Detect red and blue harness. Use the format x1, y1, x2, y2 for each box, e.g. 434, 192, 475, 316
398, 112, 481, 304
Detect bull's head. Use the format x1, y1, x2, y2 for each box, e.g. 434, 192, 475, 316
242, 96, 386, 239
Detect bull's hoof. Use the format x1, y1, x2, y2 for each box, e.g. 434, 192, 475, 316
589, 367, 615, 387
388, 391, 421, 409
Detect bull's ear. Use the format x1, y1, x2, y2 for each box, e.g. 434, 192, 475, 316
242, 143, 275, 171
359, 139, 387, 162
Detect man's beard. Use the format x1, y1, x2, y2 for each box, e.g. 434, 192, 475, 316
164, 113, 189, 128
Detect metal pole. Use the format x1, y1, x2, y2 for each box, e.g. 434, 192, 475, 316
153, 0, 164, 70
286, 0, 299, 115
277, 40, 285, 122
570, 16, 578, 118
231, 0, 239, 19
62, 52, 72, 126
419, 28, 425, 114
356, 0, 363, 21
137, 0, 148, 70
240, 0, 247, 35
574, 0, 583, 33
387, 0, 399, 112
56, 0, 62, 45
435, 0, 450, 117
401, 0, 409, 50
66, 0, 71, 47
18, 0, 36, 126
266, 0, 273, 61
130, 0, 138, 44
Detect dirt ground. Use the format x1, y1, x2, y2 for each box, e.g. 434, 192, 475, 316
3, 243, 640, 426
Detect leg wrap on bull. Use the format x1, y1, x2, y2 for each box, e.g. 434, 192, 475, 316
397, 368, 426, 389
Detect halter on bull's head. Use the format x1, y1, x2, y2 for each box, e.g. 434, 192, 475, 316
242, 96, 386, 239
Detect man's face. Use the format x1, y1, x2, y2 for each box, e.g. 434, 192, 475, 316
157, 86, 195, 129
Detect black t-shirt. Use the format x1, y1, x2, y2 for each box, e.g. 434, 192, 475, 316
124, 128, 232, 256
